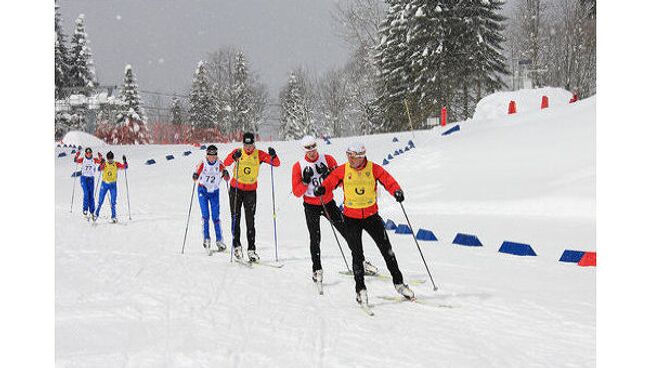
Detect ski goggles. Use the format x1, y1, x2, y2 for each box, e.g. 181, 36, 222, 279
303, 143, 317, 152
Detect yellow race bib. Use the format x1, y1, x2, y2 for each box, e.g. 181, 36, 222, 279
236, 149, 261, 184
343, 161, 376, 209
102, 162, 118, 183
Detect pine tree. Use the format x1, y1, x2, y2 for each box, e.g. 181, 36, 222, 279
280, 72, 311, 140
55, 1, 71, 99
230, 51, 255, 133
68, 14, 97, 91
188, 61, 217, 131
119, 64, 145, 122
170, 97, 184, 125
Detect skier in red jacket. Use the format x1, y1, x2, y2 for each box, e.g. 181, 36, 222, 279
315, 143, 414, 307
291, 136, 377, 289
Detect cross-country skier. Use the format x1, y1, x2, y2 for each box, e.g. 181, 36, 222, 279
315, 143, 414, 307
291, 135, 378, 288
95, 151, 128, 223
73, 147, 103, 220
223, 132, 280, 262
192, 145, 230, 255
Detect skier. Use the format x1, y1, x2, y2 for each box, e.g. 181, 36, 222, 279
95, 151, 128, 223
192, 145, 230, 255
315, 143, 414, 307
223, 132, 280, 262
291, 135, 377, 288
73, 147, 102, 220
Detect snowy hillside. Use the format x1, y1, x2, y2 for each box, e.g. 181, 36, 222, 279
55, 96, 595, 367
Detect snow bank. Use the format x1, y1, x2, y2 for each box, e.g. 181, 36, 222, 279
61, 130, 107, 148
473, 87, 573, 121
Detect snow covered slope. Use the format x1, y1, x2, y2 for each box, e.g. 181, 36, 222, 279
55, 96, 596, 367
61, 130, 107, 148
473, 87, 574, 120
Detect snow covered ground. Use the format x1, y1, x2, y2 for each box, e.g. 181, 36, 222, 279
55, 96, 595, 367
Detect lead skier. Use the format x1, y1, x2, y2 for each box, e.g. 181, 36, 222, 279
315, 143, 414, 307
73, 147, 102, 220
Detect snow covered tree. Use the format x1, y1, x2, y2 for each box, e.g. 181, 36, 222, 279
280, 72, 312, 140
55, 1, 71, 99
230, 52, 255, 133
118, 64, 146, 122
68, 14, 97, 91
170, 97, 184, 125
188, 60, 217, 131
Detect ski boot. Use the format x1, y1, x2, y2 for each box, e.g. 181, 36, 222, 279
363, 260, 379, 276
203, 239, 212, 255
312, 269, 323, 283
83, 210, 89, 220
356, 289, 369, 306
233, 246, 244, 260
214, 240, 227, 253
91, 213, 97, 222
247, 250, 260, 263
394, 283, 415, 300
110, 217, 118, 224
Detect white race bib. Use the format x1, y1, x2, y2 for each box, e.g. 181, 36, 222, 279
199, 159, 223, 192
81, 157, 96, 177
299, 155, 328, 197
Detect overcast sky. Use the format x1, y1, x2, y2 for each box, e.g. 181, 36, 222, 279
59, 0, 351, 98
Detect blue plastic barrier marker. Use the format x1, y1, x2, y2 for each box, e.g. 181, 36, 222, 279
498, 241, 537, 256
453, 233, 483, 247
382, 159, 389, 165
559, 250, 585, 263
387, 154, 394, 160
58, 152, 67, 157
392, 137, 399, 142
71, 149, 76, 154
407, 140, 415, 148
394, 150, 400, 156
398, 149, 404, 154
200, 145, 206, 150
166, 154, 175, 160
416, 229, 438, 241
384, 219, 397, 230
183, 151, 192, 156
395, 224, 412, 234
145, 159, 156, 165
442, 125, 460, 136
404, 146, 410, 152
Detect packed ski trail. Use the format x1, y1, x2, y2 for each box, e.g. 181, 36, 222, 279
56, 97, 595, 367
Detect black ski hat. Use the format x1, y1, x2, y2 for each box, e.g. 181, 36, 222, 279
85, 147, 92, 154
206, 145, 218, 155
243, 132, 255, 145
106, 151, 114, 160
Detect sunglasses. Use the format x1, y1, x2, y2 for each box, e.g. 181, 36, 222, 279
304, 143, 317, 151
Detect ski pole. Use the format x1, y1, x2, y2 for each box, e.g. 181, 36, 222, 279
123, 157, 132, 220
181, 181, 196, 254
70, 161, 79, 213
399, 202, 438, 291
319, 196, 351, 273
270, 162, 279, 262
230, 159, 240, 263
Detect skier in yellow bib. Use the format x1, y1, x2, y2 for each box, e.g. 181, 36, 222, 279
95, 151, 128, 223
223, 132, 281, 262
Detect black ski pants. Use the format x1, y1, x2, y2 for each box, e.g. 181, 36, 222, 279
229, 187, 257, 250
303, 200, 347, 272
344, 213, 404, 292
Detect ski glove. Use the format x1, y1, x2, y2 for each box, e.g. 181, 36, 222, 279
302, 166, 314, 184
315, 162, 329, 178
192, 172, 199, 181
394, 190, 404, 203
222, 169, 230, 180
123, 155, 127, 164
314, 186, 326, 196
268, 147, 277, 158
233, 149, 242, 160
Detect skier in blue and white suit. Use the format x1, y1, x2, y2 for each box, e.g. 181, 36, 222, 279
73, 147, 102, 220
192, 145, 230, 255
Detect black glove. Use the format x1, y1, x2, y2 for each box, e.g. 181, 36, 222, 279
100, 158, 106, 164
314, 186, 326, 196
122, 155, 127, 163
233, 149, 242, 161
394, 189, 404, 203
77, 145, 82, 150
222, 169, 230, 180
192, 172, 199, 180
302, 166, 314, 184
315, 162, 328, 174
268, 147, 276, 158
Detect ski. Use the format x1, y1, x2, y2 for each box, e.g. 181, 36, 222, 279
233, 257, 253, 268
315, 281, 324, 295
377, 295, 456, 309
338, 271, 426, 285
359, 303, 375, 316
251, 261, 285, 269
